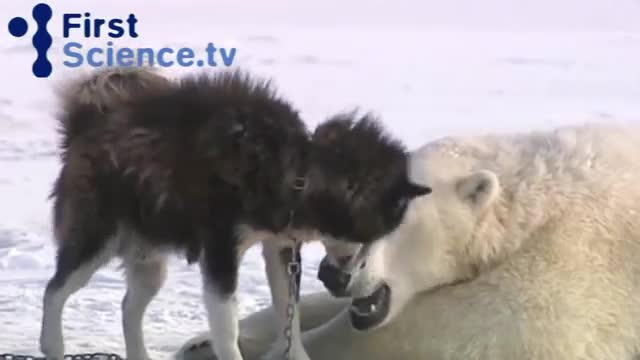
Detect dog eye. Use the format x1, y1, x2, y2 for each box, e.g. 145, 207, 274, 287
391, 196, 409, 220
396, 197, 408, 211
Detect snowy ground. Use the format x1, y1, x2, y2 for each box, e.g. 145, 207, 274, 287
1, 0, 640, 358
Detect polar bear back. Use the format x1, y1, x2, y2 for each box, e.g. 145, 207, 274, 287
407, 123, 640, 244
411, 124, 640, 186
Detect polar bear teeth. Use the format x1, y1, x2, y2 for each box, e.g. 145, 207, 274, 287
351, 284, 390, 317
351, 303, 377, 315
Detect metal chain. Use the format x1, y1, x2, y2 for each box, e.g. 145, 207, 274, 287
0, 353, 123, 360
283, 255, 300, 360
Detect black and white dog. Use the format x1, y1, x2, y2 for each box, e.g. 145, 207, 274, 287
41, 67, 318, 360
307, 114, 434, 330
40, 67, 432, 360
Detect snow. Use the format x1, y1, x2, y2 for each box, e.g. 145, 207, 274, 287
1, 0, 640, 358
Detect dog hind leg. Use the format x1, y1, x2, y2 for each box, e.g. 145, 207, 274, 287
40, 197, 116, 360
122, 251, 168, 360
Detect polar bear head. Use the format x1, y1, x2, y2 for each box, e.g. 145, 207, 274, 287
330, 146, 504, 331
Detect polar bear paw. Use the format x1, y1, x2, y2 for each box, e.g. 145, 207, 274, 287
174, 334, 215, 360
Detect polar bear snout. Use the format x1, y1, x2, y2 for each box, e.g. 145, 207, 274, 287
318, 256, 353, 297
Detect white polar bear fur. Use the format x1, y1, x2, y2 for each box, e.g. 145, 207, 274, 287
177, 123, 640, 360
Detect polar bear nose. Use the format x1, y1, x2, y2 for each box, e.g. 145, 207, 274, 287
318, 256, 352, 297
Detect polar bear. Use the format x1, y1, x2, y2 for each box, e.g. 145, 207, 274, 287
177, 123, 640, 360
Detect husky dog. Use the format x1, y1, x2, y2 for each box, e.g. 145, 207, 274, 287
307, 113, 432, 326
40, 67, 314, 360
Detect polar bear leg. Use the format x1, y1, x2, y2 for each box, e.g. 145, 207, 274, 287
175, 292, 348, 360
175, 290, 441, 360
176, 284, 525, 360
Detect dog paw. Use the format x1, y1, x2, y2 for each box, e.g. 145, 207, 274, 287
39, 332, 64, 360
125, 350, 153, 360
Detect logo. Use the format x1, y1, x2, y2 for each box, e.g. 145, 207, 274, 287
8, 3, 53, 78
7, 3, 237, 78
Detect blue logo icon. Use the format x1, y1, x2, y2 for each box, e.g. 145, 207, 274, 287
8, 3, 53, 78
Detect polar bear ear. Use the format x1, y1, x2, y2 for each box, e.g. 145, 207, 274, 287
456, 170, 500, 211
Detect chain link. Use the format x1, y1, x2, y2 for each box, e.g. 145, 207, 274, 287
0, 353, 123, 360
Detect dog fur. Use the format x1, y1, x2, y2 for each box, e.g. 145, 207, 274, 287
303, 111, 431, 245
41, 67, 313, 360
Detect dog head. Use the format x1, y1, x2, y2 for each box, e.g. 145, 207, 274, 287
302, 111, 431, 245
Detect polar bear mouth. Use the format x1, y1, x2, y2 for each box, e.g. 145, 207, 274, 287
349, 283, 391, 330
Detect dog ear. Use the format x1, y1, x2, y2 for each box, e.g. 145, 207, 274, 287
456, 170, 499, 211
313, 114, 354, 146
387, 180, 431, 220
403, 181, 432, 198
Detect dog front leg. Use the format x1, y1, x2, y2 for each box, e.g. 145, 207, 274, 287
262, 241, 309, 360
200, 229, 243, 360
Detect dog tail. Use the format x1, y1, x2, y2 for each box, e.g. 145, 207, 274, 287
56, 66, 171, 146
